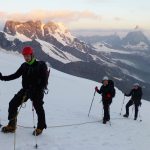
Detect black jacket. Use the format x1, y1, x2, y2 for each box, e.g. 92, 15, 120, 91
125, 87, 143, 103
1, 60, 47, 90
97, 84, 114, 101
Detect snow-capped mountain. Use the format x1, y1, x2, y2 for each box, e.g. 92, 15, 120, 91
4, 20, 90, 52
122, 31, 150, 50
79, 30, 150, 51
1, 20, 94, 64
4, 20, 75, 45
122, 30, 150, 45
0, 20, 150, 100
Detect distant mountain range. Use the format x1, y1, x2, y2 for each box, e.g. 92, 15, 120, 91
79, 30, 150, 50
0, 20, 150, 100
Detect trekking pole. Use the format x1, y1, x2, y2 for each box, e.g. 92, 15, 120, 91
131, 105, 134, 118
120, 95, 125, 115
138, 106, 142, 122
32, 102, 38, 149
108, 107, 111, 126
88, 91, 96, 117
14, 119, 17, 150
14, 94, 27, 150
101, 100, 103, 120
0, 109, 2, 128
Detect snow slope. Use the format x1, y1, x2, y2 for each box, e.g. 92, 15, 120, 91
93, 42, 132, 54
0, 49, 150, 150
123, 42, 149, 51
5, 32, 32, 42
36, 39, 82, 64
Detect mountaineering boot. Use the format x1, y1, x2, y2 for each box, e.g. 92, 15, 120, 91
1, 120, 16, 133
32, 128, 43, 136
123, 114, 129, 118
106, 118, 110, 121
103, 119, 107, 124
1, 125, 16, 133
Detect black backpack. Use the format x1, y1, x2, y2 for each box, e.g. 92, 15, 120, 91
38, 61, 50, 93
108, 80, 116, 98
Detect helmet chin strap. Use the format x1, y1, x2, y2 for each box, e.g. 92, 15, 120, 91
27, 56, 36, 65
30, 54, 35, 59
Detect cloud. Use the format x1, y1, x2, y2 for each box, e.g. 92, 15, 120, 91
0, 10, 101, 23
0, 11, 7, 19
0, 10, 102, 30
114, 17, 122, 21
0, 11, 6, 16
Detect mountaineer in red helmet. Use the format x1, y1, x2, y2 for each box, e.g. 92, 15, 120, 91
0, 46, 49, 136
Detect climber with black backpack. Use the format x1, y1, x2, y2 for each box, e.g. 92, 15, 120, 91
0, 46, 50, 135
123, 83, 143, 120
95, 76, 115, 124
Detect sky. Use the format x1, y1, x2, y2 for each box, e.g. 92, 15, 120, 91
0, 0, 150, 30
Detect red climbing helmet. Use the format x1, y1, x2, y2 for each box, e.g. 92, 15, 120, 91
22, 46, 33, 55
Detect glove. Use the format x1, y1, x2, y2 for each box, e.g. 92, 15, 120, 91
95, 86, 98, 92
124, 93, 127, 96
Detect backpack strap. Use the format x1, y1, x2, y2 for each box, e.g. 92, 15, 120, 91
37, 61, 50, 92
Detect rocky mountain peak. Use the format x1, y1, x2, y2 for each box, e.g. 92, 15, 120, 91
122, 30, 150, 45
3, 20, 75, 45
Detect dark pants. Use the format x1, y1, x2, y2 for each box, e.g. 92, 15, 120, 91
126, 100, 140, 119
102, 99, 112, 121
8, 89, 47, 129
